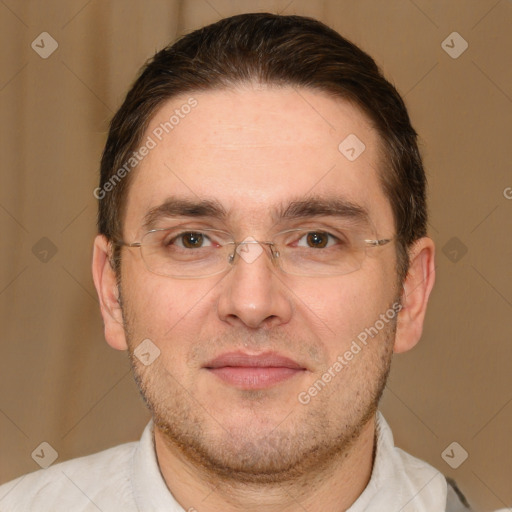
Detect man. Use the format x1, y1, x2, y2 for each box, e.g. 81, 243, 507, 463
0, 12, 478, 512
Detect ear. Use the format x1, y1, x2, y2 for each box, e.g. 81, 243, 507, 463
92, 234, 128, 351
393, 237, 435, 354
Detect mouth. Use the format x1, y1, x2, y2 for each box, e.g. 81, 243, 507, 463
203, 351, 307, 390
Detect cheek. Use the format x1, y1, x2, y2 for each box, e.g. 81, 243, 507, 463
121, 261, 224, 364
291, 267, 395, 351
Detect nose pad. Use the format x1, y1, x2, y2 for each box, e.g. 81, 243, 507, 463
229, 239, 278, 269
236, 238, 265, 265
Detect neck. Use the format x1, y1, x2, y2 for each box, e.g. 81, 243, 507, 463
154, 414, 377, 512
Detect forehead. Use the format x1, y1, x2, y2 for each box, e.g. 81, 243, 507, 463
123, 86, 394, 236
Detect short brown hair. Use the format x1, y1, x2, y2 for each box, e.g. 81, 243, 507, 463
98, 13, 427, 281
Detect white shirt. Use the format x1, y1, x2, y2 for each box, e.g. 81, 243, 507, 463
0, 412, 465, 511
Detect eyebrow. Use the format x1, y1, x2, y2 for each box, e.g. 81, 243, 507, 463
143, 198, 227, 231
142, 195, 370, 231
278, 196, 370, 225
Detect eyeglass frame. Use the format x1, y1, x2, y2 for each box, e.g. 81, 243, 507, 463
113, 225, 393, 279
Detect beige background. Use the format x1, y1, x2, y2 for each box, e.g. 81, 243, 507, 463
1, 1, 511, 510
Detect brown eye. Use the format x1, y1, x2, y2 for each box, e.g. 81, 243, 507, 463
179, 232, 205, 248
305, 232, 329, 248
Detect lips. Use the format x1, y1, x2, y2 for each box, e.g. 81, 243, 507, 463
205, 352, 304, 369
204, 351, 306, 389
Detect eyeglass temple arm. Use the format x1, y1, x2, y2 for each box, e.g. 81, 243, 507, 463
364, 238, 392, 247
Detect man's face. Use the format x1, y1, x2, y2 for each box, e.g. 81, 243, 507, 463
118, 87, 399, 481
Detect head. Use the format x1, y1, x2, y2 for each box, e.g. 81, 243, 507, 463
92, 13, 434, 483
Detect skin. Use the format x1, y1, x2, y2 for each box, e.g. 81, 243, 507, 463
92, 86, 435, 512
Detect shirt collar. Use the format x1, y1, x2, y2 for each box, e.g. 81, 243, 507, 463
347, 411, 447, 511
131, 421, 185, 511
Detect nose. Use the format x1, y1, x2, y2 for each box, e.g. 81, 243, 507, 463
216, 240, 293, 329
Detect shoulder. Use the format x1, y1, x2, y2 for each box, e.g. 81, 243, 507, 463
376, 412, 446, 485
0, 441, 138, 512
371, 412, 448, 511
393, 445, 449, 503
